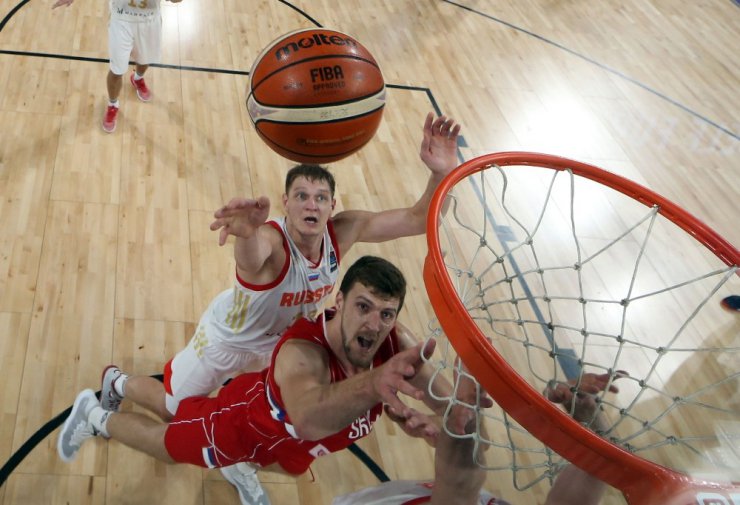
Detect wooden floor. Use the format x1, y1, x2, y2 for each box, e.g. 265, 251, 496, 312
0, 1, 738, 504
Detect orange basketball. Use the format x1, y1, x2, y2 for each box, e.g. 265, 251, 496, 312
247, 28, 386, 164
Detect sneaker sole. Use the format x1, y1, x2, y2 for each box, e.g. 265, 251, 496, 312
57, 389, 95, 463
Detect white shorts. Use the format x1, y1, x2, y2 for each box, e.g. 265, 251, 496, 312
108, 15, 162, 75
163, 323, 271, 414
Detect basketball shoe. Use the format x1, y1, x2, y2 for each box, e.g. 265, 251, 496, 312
102, 105, 119, 133
130, 73, 151, 102
221, 462, 271, 505
720, 295, 740, 313
57, 389, 102, 462
100, 365, 125, 412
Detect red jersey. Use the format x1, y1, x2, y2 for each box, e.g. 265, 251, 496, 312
164, 309, 401, 475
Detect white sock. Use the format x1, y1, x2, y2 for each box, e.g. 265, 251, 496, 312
108, 99, 119, 108
134, 72, 144, 81
88, 406, 112, 438
113, 373, 129, 397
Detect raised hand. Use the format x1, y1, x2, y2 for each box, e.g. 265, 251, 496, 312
419, 112, 461, 177
384, 404, 440, 446
444, 360, 494, 436
210, 196, 271, 246
372, 340, 436, 419
545, 371, 628, 423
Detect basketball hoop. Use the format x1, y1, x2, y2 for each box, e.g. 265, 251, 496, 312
423, 152, 740, 505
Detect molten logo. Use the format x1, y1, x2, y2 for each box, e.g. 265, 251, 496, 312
275, 33, 357, 60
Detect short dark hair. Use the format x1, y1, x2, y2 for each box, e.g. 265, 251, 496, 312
339, 256, 406, 312
285, 164, 336, 197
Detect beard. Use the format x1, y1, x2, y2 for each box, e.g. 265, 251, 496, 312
340, 313, 377, 370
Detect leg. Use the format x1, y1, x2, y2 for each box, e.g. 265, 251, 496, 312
125, 375, 172, 421
57, 389, 173, 464
101, 366, 171, 421
106, 70, 123, 102
134, 63, 149, 77
129, 14, 160, 102
107, 411, 174, 463
103, 17, 133, 132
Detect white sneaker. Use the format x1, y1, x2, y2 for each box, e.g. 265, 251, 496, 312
220, 462, 271, 505
57, 389, 100, 462
100, 365, 124, 412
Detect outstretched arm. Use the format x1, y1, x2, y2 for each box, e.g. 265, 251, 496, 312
275, 339, 435, 441
332, 112, 461, 250
430, 362, 490, 505
543, 371, 628, 505
210, 196, 285, 282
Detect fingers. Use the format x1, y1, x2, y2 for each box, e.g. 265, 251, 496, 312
422, 112, 460, 143
376, 343, 428, 411
213, 196, 269, 218
546, 370, 630, 406
420, 338, 436, 360
429, 115, 460, 139
423, 111, 434, 132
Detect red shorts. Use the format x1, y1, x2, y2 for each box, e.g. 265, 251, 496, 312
163, 375, 270, 468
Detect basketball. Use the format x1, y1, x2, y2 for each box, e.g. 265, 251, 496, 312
246, 28, 386, 164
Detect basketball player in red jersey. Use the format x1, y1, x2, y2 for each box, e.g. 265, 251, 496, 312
90, 112, 460, 503
333, 370, 623, 505
58, 256, 451, 503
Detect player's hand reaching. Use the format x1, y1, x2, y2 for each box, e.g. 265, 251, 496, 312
372, 340, 436, 419
545, 371, 628, 423
210, 196, 271, 246
384, 404, 440, 446
445, 360, 494, 436
419, 112, 461, 178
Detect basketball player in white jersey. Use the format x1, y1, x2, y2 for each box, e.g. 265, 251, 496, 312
333, 370, 620, 505
95, 112, 461, 504
52, 0, 181, 132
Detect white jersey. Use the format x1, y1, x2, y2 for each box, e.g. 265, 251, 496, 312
109, 0, 161, 22
332, 480, 510, 505
204, 217, 340, 354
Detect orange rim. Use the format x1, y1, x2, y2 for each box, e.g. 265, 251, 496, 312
424, 152, 740, 504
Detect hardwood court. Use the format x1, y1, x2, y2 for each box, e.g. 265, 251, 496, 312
0, 1, 737, 504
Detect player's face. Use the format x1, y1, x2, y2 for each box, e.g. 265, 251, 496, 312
283, 176, 335, 236
337, 282, 400, 370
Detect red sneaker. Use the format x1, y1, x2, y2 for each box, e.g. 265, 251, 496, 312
130, 73, 151, 102
102, 105, 119, 133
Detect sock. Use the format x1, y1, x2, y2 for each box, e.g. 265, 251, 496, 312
108, 99, 119, 108
88, 406, 112, 438
113, 372, 129, 397
134, 72, 144, 81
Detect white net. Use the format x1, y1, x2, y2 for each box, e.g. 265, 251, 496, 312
422, 160, 740, 497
